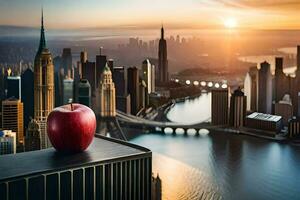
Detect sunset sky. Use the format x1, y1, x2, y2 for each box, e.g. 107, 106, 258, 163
1, 0, 300, 30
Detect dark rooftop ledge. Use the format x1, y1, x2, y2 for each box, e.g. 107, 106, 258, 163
0, 134, 151, 183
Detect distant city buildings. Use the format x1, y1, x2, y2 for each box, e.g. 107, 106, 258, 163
211, 89, 228, 125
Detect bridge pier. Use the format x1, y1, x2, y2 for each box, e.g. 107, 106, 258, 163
183, 128, 188, 136
195, 129, 200, 136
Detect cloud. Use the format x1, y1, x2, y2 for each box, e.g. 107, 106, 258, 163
217, 0, 300, 8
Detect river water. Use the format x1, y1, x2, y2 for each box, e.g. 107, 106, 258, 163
130, 94, 300, 200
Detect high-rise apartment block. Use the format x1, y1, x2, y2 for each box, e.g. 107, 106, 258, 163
2, 99, 23, 147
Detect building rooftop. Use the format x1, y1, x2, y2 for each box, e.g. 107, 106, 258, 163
246, 112, 282, 122
0, 135, 151, 182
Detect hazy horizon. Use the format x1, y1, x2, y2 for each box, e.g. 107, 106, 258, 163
2, 0, 300, 30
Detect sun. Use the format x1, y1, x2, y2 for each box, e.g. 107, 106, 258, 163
224, 18, 238, 29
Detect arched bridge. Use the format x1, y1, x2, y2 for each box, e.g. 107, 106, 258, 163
116, 110, 221, 135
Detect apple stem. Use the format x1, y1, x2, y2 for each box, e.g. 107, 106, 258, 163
70, 103, 73, 111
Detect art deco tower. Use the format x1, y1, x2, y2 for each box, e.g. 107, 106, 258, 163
158, 26, 168, 83
34, 10, 54, 149
99, 63, 116, 117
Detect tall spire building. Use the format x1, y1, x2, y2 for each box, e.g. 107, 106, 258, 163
33, 9, 54, 149
158, 26, 168, 83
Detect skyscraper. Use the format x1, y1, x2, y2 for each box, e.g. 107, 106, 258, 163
54, 70, 64, 107
229, 88, 247, 128
82, 61, 96, 96
61, 48, 72, 76
80, 51, 88, 63
21, 68, 34, 130
127, 67, 140, 115
158, 26, 168, 83
0, 130, 16, 155
2, 99, 24, 148
6, 76, 21, 99
25, 118, 41, 152
63, 78, 74, 104
96, 48, 107, 87
113, 67, 127, 97
258, 61, 273, 114
0, 67, 5, 100
275, 57, 290, 102
142, 59, 155, 94
113, 67, 131, 114
248, 66, 258, 111
78, 79, 91, 107
33, 10, 54, 149
99, 64, 116, 117
211, 89, 229, 125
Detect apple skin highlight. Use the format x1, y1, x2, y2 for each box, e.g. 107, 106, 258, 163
47, 103, 96, 153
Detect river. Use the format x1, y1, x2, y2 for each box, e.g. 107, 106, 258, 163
130, 93, 300, 200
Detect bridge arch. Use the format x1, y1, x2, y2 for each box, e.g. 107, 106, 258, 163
187, 128, 197, 135
175, 128, 185, 135
199, 129, 210, 136
164, 127, 174, 134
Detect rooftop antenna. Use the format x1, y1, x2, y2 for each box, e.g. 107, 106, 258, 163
100, 47, 103, 55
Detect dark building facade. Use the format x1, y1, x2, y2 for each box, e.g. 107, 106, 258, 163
113, 67, 127, 97
258, 61, 273, 114
6, 76, 21, 99
61, 48, 72, 76
0, 135, 152, 200
211, 89, 228, 125
229, 88, 247, 128
249, 66, 258, 112
21, 68, 34, 129
78, 79, 91, 107
96, 49, 107, 87
288, 117, 300, 138
82, 61, 96, 96
275, 57, 290, 103
158, 26, 168, 83
127, 67, 140, 115
54, 70, 64, 107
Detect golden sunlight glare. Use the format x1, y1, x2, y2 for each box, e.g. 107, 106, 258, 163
224, 18, 237, 29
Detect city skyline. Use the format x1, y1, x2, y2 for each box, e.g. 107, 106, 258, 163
2, 0, 300, 30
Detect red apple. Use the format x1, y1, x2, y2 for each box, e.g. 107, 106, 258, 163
47, 103, 96, 152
